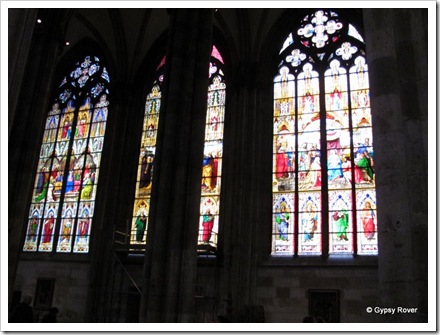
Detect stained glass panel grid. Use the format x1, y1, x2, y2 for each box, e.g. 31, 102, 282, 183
56, 202, 78, 252
328, 190, 353, 254
272, 193, 295, 255
24, 55, 110, 254
298, 192, 322, 255
199, 195, 220, 248
272, 10, 377, 256
130, 76, 163, 246
198, 48, 225, 254
356, 189, 377, 255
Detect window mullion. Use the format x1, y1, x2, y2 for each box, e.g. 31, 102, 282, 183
345, 67, 358, 255
53, 98, 81, 252
294, 75, 299, 256
318, 66, 329, 257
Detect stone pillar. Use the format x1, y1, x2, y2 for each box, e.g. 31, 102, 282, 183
216, 53, 270, 320
364, 8, 428, 322
227, 60, 261, 314
8, 10, 65, 303
84, 80, 140, 322
139, 9, 213, 322
8, 8, 38, 140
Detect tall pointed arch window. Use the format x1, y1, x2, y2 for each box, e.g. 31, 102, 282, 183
272, 10, 377, 256
197, 45, 226, 254
23, 55, 111, 253
130, 56, 166, 246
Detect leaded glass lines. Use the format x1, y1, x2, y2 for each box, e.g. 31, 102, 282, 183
130, 60, 165, 247
197, 46, 226, 255
272, 10, 377, 256
23, 55, 110, 254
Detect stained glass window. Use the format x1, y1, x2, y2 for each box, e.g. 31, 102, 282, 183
272, 10, 377, 256
23, 55, 110, 253
197, 46, 226, 255
130, 56, 166, 247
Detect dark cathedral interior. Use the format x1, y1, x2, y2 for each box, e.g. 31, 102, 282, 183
7, 7, 431, 329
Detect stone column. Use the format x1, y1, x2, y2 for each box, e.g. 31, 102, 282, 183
8, 10, 65, 303
139, 9, 213, 322
364, 8, 428, 322
8, 8, 38, 140
84, 80, 140, 322
229, 60, 261, 314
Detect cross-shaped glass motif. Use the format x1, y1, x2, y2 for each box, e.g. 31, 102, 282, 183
335, 42, 358, 60
286, 49, 307, 67
297, 10, 343, 48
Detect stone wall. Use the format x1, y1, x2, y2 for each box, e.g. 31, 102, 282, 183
256, 266, 379, 323
14, 260, 91, 322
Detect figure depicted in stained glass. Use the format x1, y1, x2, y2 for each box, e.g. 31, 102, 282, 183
44, 104, 60, 143
84, 159, 97, 178
275, 133, 290, 180
42, 212, 55, 244
271, 10, 376, 256
92, 94, 108, 137
275, 203, 290, 241
327, 149, 344, 182
80, 173, 94, 200
24, 55, 110, 254
362, 201, 375, 240
328, 61, 344, 110
53, 170, 63, 194
201, 209, 215, 243
35, 166, 49, 196
46, 177, 55, 202
299, 154, 322, 190
310, 156, 322, 187
132, 201, 148, 243
74, 170, 82, 192
298, 143, 310, 181
202, 154, 217, 192
78, 97, 92, 137
146, 124, 155, 139
210, 107, 220, 132
303, 203, 318, 242
65, 170, 74, 193
27, 214, 40, 242
61, 213, 73, 243
78, 212, 90, 241
77, 114, 86, 138
34, 172, 53, 203
139, 149, 154, 190
333, 209, 348, 241
354, 150, 374, 183
135, 214, 147, 243
61, 116, 71, 140
60, 101, 75, 140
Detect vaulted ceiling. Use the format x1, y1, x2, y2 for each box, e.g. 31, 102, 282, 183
57, 9, 287, 80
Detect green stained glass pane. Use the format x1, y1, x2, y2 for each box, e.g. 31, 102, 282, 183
24, 55, 110, 254
198, 46, 226, 255
130, 66, 164, 248
272, 11, 377, 256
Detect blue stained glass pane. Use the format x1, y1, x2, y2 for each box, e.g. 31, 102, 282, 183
23, 55, 110, 254
272, 10, 376, 256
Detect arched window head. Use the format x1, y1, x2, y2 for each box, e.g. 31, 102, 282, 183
24, 55, 110, 253
198, 45, 226, 255
272, 10, 377, 256
130, 56, 166, 247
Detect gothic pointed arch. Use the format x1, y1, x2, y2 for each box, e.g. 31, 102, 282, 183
129, 55, 166, 247
271, 9, 377, 256
23, 49, 112, 253
197, 44, 227, 255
